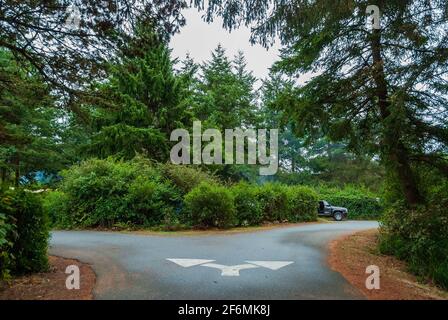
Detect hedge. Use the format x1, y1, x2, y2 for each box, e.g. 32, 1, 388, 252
184, 182, 236, 228
321, 196, 382, 219
285, 186, 319, 222
255, 183, 289, 221
50, 157, 181, 228
230, 182, 263, 226
316, 186, 383, 219
184, 182, 319, 229
0, 188, 50, 280
45, 159, 381, 231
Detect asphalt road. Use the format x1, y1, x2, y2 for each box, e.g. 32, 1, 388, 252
50, 221, 379, 300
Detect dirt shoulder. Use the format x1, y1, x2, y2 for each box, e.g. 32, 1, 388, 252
328, 229, 448, 300
0, 256, 95, 300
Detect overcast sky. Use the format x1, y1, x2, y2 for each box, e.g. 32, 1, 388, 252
169, 7, 282, 81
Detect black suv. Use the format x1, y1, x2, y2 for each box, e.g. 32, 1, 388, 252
318, 200, 348, 221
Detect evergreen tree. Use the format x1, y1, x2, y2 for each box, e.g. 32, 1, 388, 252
197, 45, 258, 129
233, 51, 259, 128
178, 53, 200, 90
0, 50, 63, 185
86, 25, 193, 161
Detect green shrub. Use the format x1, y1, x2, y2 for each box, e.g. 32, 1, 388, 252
60, 158, 142, 227
286, 186, 318, 222
0, 189, 49, 276
324, 196, 382, 219
379, 200, 448, 289
42, 191, 70, 227
50, 157, 180, 228
255, 183, 289, 222
316, 185, 383, 219
126, 175, 180, 226
230, 182, 263, 226
184, 182, 236, 229
379, 181, 448, 289
0, 212, 15, 280
160, 163, 218, 195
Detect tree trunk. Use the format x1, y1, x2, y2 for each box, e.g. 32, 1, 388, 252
370, 29, 423, 205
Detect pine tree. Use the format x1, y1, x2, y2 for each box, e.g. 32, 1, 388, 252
233, 51, 259, 128
198, 45, 258, 129
86, 25, 192, 161
0, 50, 63, 185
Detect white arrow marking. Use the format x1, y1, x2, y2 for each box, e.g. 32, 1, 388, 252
201, 263, 260, 277
167, 259, 215, 268
245, 261, 294, 270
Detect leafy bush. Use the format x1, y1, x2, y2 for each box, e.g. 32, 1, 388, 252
379, 204, 448, 289
255, 183, 289, 222
286, 186, 319, 222
254, 183, 319, 223
42, 191, 70, 227
184, 182, 236, 229
126, 175, 180, 226
230, 182, 263, 226
379, 184, 448, 289
0, 189, 49, 277
160, 163, 218, 194
50, 158, 180, 228
324, 196, 382, 219
0, 213, 15, 280
316, 185, 383, 219
47, 157, 380, 232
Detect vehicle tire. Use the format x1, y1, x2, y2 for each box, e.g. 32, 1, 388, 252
333, 211, 343, 221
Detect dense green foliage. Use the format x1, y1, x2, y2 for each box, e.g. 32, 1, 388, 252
252, 183, 318, 223
160, 163, 218, 195
255, 183, 289, 222
379, 182, 448, 289
85, 25, 192, 162
316, 186, 383, 220
184, 182, 319, 229
192, 46, 259, 130
0, 189, 49, 280
177, 45, 262, 181
230, 182, 263, 226
0, 212, 15, 280
0, 50, 66, 186
184, 182, 237, 229
48, 158, 181, 228
46, 158, 341, 230
286, 186, 319, 222
48, 158, 232, 230
42, 191, 70, 228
